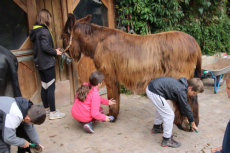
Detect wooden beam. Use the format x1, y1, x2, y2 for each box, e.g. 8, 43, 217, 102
63, 0, 78, 103
67, 0, 73, 13
101, 0, 108, 8
68, 63, 76, 104
61, 0, 68, 24
107, 0, 115, 28
44, 0, 57, 47
53, 0, 68, 81
36, 0, 45, 13
73, 0, 80, 9
19, 37, 33, 50
13, 0, 27, 13
66, 0, 80, 13
27, 0, 37, 30
52, 0, 63, 48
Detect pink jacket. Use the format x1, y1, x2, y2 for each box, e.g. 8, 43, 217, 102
71, 83, 109, 123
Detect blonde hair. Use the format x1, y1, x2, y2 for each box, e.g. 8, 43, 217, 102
36, 9, 52, 27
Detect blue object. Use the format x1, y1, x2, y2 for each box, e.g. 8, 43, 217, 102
108, 116, 114, 121
201, 70, 224, 94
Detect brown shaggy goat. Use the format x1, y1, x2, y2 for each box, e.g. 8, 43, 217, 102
62, 14, 202, 131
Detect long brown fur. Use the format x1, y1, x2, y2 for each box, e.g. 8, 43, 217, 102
63, 14, 202, 130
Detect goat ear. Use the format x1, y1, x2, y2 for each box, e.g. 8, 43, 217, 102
77, 14, 92, 23
64, 13, 75, 35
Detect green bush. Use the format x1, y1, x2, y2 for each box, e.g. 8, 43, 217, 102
115, 0, 230, 55
120, 84, 132, 95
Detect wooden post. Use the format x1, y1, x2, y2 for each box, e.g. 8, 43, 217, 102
65, 0, 80, 103
101, 0, 108, 8
101, 0, 115, 28
13, 0, 27, 13
26, 0, 37, 30
67, 0, 73, 13
107, 0, 115, 28
61, 0, 68, 25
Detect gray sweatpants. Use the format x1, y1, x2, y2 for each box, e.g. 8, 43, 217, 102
146, 87, 174, 138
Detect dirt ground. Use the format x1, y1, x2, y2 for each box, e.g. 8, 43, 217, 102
12, 78, 230, 153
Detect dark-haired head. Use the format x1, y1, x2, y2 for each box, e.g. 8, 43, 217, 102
76, 72, 104, 102
89, 71, 104, 86
27, 105, 46, 125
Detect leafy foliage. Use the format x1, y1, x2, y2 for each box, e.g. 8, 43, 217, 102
120, 84, 132, 95
115, 0, 230, 55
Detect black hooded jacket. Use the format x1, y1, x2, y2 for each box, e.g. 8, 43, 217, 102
30, 25, 57, 70
148, 77, 194, 122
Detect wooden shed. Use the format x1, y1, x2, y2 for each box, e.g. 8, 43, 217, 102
1, 0, 115, 103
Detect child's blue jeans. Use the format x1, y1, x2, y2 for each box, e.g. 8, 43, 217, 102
216, 120, 230, 153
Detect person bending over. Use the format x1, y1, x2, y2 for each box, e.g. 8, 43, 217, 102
146, 77, 204, 148
0, 96, 46, 153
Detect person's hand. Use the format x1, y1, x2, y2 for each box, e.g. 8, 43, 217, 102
211, 146, 222, 153
105, 116, 114, 122
105, 116, 110, 122
109, 98, 116, 105
56, 48, 62, 55
39, 144, 44, 151
23, 141, 30, 148
190, 121, 198, 132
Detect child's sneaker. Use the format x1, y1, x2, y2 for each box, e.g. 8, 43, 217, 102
83, 122, 94, 133
161, 137, 181, 148
152, 124, 163, 133
49, 111, 65, 120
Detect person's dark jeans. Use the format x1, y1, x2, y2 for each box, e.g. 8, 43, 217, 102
39, 66, 56, 111
221, 120, 230, 153
16, 123, 31, 153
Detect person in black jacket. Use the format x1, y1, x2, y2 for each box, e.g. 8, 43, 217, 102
146, 77, 204, 148
30, 9, 65, 120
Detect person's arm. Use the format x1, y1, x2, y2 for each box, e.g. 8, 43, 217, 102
178, 92, 198, 131
211, 146, 222, 153
100, 97, 116, 106
40, 29, 57, 56
177, 92, 194, 122
100, 97, 109, 105
23, 123, 40, 145
3, 114, 26, 147
91, 92, 107, 121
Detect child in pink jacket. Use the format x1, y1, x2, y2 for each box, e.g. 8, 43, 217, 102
71, 71, 116, 133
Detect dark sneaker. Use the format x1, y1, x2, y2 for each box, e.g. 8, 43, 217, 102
161, 137, 181, 148
83, 122, 94, 133
152, 124, 163, 133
